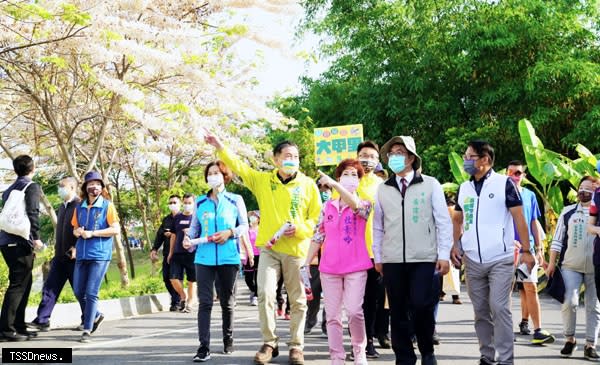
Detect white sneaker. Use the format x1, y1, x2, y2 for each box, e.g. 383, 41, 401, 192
251, 296, 258, 306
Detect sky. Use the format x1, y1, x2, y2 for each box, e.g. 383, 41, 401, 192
216, 4, 329, 98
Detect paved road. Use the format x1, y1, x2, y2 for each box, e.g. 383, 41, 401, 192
0, 286, 592, 364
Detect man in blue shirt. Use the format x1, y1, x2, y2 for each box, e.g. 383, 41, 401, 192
507, 160, 554, 345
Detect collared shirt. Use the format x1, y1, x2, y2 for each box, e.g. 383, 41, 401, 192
373, 172, 453, 262
277, 171, 297, 185
455, 169, 522, 211
394, 170, 415, 189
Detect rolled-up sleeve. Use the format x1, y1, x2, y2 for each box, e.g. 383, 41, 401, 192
551, 208, 568, 253
373, 193, 385, 264
431, 179, 453, 261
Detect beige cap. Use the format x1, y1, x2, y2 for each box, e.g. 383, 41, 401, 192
380, 136, 421, 170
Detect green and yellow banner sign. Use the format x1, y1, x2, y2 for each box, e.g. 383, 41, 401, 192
314, 124, 363, 166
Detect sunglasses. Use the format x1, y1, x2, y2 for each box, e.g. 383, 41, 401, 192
509, 171, 524, 177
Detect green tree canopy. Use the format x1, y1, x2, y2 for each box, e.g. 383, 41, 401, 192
293, 0, 600, 181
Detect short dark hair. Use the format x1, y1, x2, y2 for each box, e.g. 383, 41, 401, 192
467, 140, 495, 165
204, 160, 233, 184
13, 155, 34, 176
579, 175, 597, 187
273, 140, 299, 156
168, 195, 181, 201
356, 140, 379, 155
334, 158, 365, 179
507, 160, 524, 167
183, 193, 195, 201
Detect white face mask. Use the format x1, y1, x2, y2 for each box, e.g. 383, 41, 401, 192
58, 186, 70, 201
207, 174, 224, 188
168, 203, 180, 213
183, 203, 194, 214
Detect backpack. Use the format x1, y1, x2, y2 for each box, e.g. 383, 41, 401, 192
0, 182, 33, 239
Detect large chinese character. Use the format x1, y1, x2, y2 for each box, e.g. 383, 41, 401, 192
347, 137, 362, 152
331, 138, 347, 153
316, 140, 332, 154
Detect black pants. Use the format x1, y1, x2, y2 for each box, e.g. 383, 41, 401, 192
595, 265, 600, 302
34, 257, 78, 324
363, 265, 390, 340
162, 257, 180, 306
305, 265, 323, 330
244, 255, 259, 297
0, 244, 34, 333
196, 264, 238, 349
383, 262, 436, 365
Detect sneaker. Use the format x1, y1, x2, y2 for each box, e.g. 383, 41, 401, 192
284, 313, 291, 320
169, 304, 179, 312
531, 329, 555, 345
432, 331, 441, 345
251, 296, 258, 306
452, 298, 462, 305
560, 341, 577, 357
479, 356, 495, 365
91, 314, 104, 334
75, 323, 84, 331
377, 334, 391, 349
179, 300, 187, 312
223, 337, 234, 354
348, 352, 355, 361
181, 306, 192, 313
304, 326, 313, 335
80, 332, 91, 343
254, 344, 279, 364
366, 340, 380, 358
28, 321, 50, 332
585, 346, 600, 361
193, 346, 211, 362
289, 348, 304, 365
519, 320, 531, 335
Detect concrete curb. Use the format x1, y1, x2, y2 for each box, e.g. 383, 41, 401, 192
26, 292, 172, 329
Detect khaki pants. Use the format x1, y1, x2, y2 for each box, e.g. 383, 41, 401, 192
257, 248, 307, 349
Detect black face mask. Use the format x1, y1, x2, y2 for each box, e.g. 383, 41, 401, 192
87, 186, 102, 198
578, 192, 593, 203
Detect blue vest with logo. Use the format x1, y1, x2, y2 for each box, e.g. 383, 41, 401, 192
75, 196, 112, 261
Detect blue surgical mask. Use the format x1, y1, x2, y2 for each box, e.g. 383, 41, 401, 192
57, 187, 70, 200
388, 155, 406, 173
463, 160, 478, 175
281, 159, 299, 175
320, 191, 331, 202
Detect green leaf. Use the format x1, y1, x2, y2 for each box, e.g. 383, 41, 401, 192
575, 143, 596, 166
448, 152, 469, 184
547, 185, 564, 215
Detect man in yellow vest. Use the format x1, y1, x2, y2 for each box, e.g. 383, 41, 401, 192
205, 132, 321, 365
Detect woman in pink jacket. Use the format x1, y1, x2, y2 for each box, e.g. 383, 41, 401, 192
304, 158, 373, 365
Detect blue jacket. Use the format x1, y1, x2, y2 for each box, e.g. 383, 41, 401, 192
189, 190, 248, 266
74, 196, 113, 261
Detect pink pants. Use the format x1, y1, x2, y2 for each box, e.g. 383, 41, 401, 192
321, 270, 368, 364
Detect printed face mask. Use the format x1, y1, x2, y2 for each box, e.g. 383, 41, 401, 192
339, 175, 359, 193
579, 191, 593, 203
359, 159, 377, 172
463, 160, 478, 176
207, 174, 224, 188
388, 155, 406, 173
86, 185, 102, 197
281, 159, 299, 175
183, 203, 194, 214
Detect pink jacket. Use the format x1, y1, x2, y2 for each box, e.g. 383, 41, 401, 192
315, 199, 373, 275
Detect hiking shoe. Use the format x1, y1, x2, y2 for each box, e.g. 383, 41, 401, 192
531, 329, 555, 345
288, 348, 304, 365
223, 337, 234, 354
378, 334, 391, 349
193, 346, 211, 362
560, 341, 577, 357
80, 332, 91, 343
585, 346, 600, 361
28, 321, 50, 332
91, 314, 104, 334
254, 344, 279, 364
366, 340, 380, 358
519, 320, 531, 335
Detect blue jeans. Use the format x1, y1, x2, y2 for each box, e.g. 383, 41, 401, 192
561, 268, 600, 345
73, 260, 110, 331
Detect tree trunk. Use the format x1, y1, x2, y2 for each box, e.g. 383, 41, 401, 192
112, 176, 136, 280
112, 233, 130, 288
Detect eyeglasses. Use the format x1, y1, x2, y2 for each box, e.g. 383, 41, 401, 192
508, 170, 524, 177
387, 151, 408, 158
358, 154, 378, 160
579, 189, 594, 194
168, 202, 179, 205
462, 154, 481, 161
